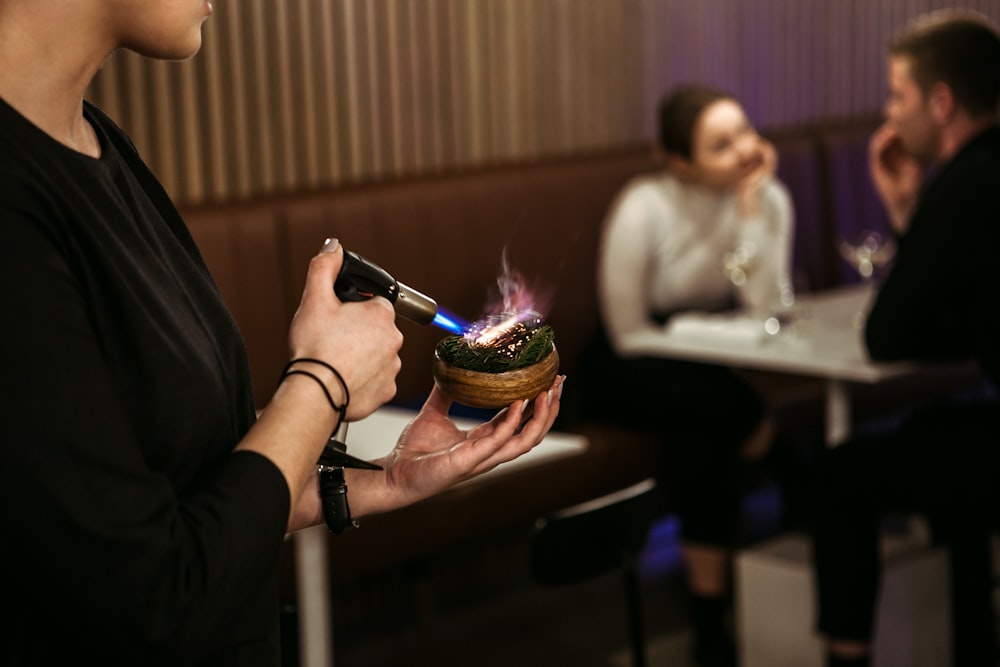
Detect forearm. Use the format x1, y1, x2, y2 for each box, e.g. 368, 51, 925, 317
285, 466, 395, 533
340, 466, 402, 519
238, 371, 344, 522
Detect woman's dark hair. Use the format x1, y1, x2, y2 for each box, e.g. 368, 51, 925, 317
657, 84, 734, 159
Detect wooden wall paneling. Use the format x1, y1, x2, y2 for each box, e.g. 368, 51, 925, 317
84, 0, 1000, 206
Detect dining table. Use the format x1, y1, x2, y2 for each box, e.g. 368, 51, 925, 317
700, 282, 980, 667
652, 281, 915, 446
292, 282, 971, 665
291, 405, 589, 667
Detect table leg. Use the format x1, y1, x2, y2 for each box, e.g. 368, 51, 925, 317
825, 378, 851, 447
294, 524, 334, 666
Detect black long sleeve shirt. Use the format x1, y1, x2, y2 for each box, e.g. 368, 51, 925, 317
0, 99, 290, 665
866, 126, 1000, 392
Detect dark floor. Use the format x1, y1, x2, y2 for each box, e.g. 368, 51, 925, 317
282, 487, 785, 667
317, 519, 692, 667
277, 370, 994, 667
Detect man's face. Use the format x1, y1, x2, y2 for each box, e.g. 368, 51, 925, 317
885, 56, 940, 163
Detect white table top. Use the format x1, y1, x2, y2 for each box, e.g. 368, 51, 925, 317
342, 404, 588, 479
656, 283, 913, 383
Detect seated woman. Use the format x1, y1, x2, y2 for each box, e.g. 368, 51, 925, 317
578, 84, 799, 667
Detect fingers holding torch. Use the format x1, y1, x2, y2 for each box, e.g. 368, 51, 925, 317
289, 238, 403, 422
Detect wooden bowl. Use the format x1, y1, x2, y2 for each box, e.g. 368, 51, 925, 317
432, 345, 560, 409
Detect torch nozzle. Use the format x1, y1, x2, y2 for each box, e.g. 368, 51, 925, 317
335, 249, 460, 330
393, 281, 437, 326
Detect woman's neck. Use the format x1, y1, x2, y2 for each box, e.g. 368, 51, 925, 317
0, 3, 109, 157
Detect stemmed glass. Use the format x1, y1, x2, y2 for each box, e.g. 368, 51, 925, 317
838, 230, 896, 281
723, 240, 757, 292
723, 241, 795, 335
839, 230, 896, 328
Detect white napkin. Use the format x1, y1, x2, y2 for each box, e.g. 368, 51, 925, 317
665, 312, 767, 347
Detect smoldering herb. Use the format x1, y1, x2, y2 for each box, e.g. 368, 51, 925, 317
436, 324, 554, 373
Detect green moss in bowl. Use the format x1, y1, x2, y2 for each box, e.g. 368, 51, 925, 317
432, 324, 558, 408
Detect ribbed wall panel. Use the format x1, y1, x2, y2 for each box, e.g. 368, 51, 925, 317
85, 0, 1000, 205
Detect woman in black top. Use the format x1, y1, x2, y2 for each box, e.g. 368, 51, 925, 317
0, 2, 563, 665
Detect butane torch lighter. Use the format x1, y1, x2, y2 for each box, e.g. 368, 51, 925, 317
333, 249, 438, 325
320, 248, 465, 532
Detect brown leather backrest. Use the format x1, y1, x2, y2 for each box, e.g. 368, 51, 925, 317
817, 120, 892, 284
181, 122, 883, 411
767, 115, 885, 291
183, 148, 657, 409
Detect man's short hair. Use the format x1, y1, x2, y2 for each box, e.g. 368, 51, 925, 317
890, 9, 1000, 118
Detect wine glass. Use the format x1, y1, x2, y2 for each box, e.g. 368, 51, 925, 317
839, 230, 896, 328
838, 230, 896, 281
723, 241, 795, 331
723, 240, 757, 290
724, 240, 765, 323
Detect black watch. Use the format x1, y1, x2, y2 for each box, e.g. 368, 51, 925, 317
318, 465, 357, 534
317, 434, 382, 534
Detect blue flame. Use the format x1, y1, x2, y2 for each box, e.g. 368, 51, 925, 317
432, 309, 469, 334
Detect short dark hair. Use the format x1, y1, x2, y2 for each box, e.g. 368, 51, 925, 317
657, 84, 734, 159
890, 9, 1000, 118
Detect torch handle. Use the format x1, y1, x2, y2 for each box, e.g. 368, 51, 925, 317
333, 249, 438, 325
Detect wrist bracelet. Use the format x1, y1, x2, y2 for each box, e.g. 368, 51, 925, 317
278, 358, 350, 431
318, 465, 358, 533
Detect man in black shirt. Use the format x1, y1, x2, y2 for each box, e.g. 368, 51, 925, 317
812, 10, 1000, 667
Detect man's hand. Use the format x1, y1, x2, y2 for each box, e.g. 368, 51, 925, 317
869, 123, 923, 235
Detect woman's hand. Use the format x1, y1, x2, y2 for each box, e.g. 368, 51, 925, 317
287, 239, 403, 421
868, 123, 922, 235
247, 239, 403, 526
346, 377, 565, 518
736, 137, 777, 217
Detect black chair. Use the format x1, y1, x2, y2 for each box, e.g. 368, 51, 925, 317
529, 478, 659, 667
